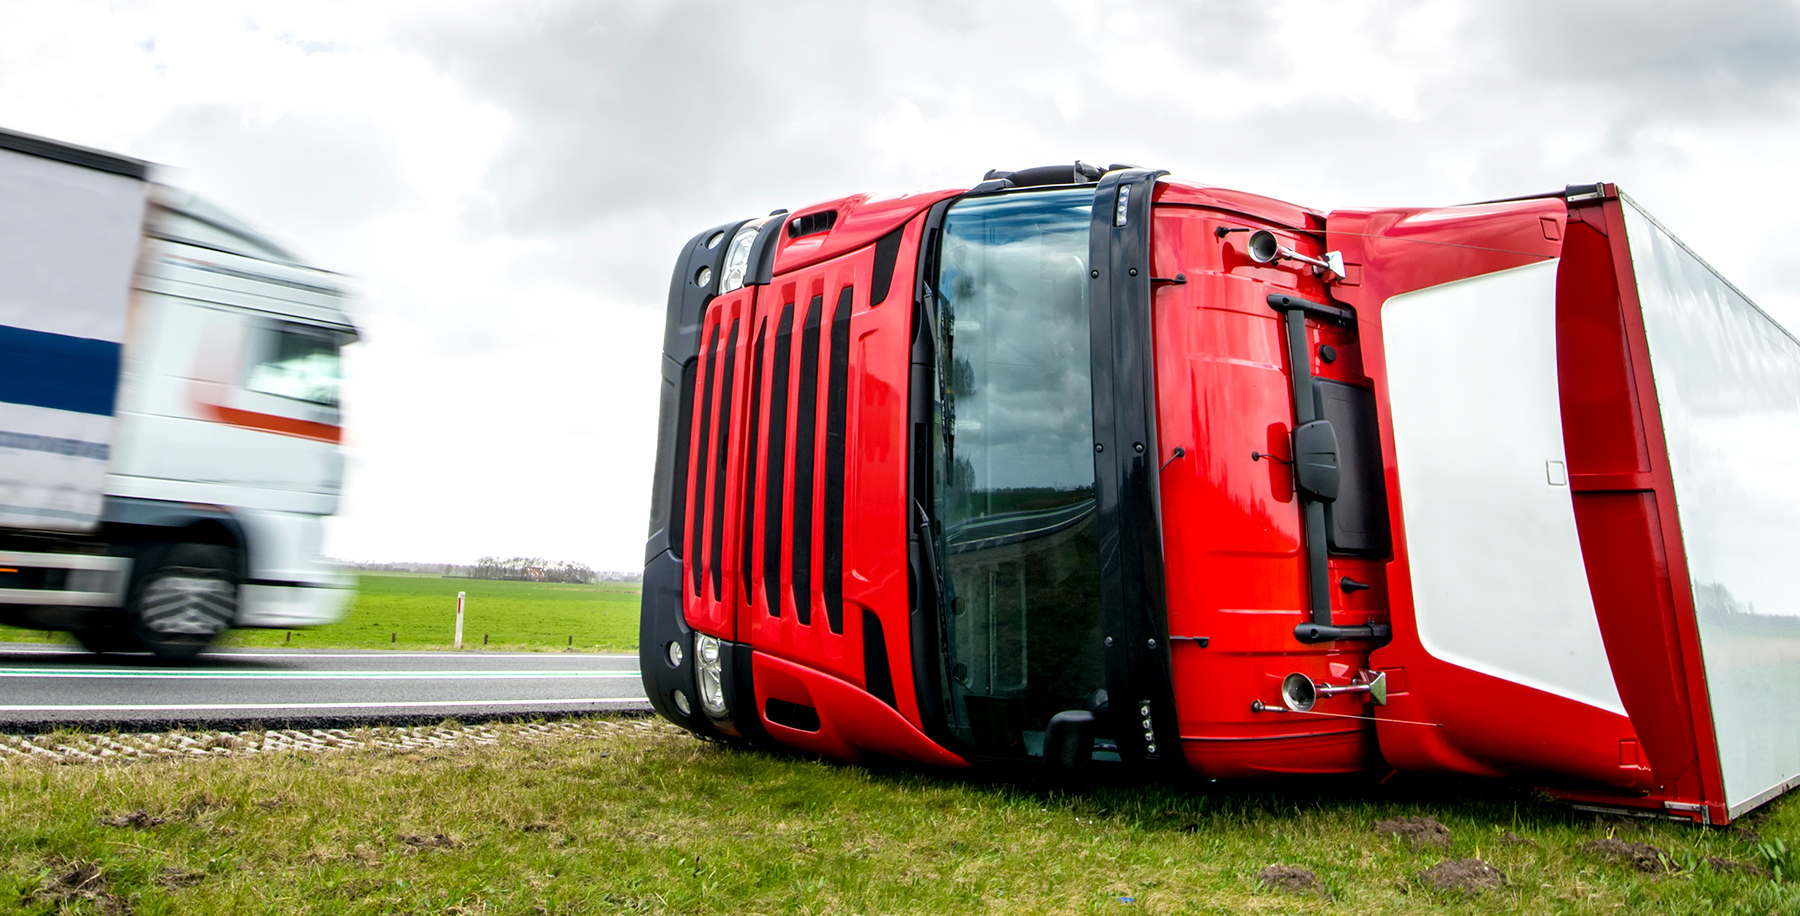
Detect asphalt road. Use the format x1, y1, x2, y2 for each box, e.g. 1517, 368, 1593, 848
0, 644, 650, 731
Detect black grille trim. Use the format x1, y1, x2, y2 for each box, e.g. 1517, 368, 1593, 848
763, 303, 796, 617
708, 318, 740, 600
791, 295, 824, 626
690, 322, 721, 596
740, 319, 767, 601
823, 285, 854, 634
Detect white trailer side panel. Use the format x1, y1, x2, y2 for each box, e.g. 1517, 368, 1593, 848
0, 146, 147, 531
1625, 199, 1800, 816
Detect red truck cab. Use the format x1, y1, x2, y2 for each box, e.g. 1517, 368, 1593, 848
642, 165, 1800, 825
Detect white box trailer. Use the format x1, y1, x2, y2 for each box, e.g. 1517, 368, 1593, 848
0, 127, 356, 658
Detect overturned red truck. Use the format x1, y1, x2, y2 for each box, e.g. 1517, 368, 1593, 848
641, 164, 1800, 825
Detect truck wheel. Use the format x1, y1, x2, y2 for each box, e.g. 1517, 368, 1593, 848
131, 544, 239, 660
72, 617, 144, 654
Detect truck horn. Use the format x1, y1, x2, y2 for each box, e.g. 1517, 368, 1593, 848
1263, 670, 1389, 713
1246, 229, 1347, 279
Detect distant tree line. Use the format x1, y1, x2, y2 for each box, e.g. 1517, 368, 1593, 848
471, 557, 597, 583
336, 559, 642, 583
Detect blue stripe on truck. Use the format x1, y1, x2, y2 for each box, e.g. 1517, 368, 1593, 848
0, 324, 122, 416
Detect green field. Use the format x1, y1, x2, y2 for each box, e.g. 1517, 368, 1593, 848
0, 574, 643, 653
2, 717, 1795, 915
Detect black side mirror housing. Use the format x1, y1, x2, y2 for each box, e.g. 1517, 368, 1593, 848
1292, 419, 1340, 503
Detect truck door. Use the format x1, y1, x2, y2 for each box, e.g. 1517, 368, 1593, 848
1328, 198, 1653, 792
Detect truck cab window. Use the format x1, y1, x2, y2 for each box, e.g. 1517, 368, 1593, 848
932, 187, 1106, 756
247, 325, 343, 407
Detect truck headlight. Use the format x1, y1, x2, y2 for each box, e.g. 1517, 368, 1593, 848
694, 633, 728, 718
717, 218, 768, 293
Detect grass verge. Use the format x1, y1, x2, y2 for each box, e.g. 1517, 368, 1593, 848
0, 574, 643, 653
2, 717, 1796, 915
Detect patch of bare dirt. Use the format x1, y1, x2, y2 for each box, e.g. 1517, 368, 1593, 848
1705, 856, 1774, 878
156, 866, 205, 890
1584, 837, 1668, 872
399, 833, 462, 850
1257, 864, 1326, 896
1501, 830, 1536, 846
1419, 858, 1506, 892
26, 857, 131, 914
1374, 815, 1451, 850
97, 809, 164, 830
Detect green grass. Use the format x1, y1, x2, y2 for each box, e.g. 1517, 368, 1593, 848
0, 574, 643, 653
2, 718, 1796, 915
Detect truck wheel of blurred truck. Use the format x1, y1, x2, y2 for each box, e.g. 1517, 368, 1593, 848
129, 543, 240, 660
71, 618, 145, 655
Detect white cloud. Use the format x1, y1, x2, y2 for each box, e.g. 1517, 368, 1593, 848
3, 0, 1798, 570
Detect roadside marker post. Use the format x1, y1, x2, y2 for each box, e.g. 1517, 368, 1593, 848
455, 592, 465, 649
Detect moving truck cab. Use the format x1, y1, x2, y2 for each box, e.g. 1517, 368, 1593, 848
643, 164, 1800, 825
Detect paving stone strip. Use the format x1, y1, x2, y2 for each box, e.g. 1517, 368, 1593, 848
0, 718, 671, 764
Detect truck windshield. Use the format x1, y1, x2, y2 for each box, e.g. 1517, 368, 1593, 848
932, 187, 1106, 757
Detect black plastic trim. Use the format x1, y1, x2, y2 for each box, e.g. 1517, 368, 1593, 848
1316, 378, 1391, 555
0, 126, 149, 180
1294, 622, 1392, 643
1267, 292, 1355, 327
667, 359, 698, 558
643, 219, 756, 743
870, 227, 905, 306
763, 303, 796, 617
863, 608, 897, 707
747, 211, 790, 286
823, 285, 854, 634
790, 296, 823, 626
787, 210, 838, 239
909, 196, 962, 757
646, 219, 749, 565
765, 698, 821, 731
725, 641, 772, 745
1087, 168, 1178, 766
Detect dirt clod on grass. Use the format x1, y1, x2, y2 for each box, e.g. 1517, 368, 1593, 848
98, 809, 164, 830
1374, 815, 1451, 850
1705, 855, 1774, 878
1419, 858, 1506, 892
28, 857, 130, 914
1257, 864, 1326, 896
1501, 830, 1535, 846
400, 833, 462, 850
1584, 837, 1669, 872
157, 866, 205, 889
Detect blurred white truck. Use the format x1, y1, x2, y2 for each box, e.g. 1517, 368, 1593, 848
0, 127, 356, 658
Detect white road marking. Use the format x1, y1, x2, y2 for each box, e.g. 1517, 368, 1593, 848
0, 669, 640, 680
0, 697, 649, 712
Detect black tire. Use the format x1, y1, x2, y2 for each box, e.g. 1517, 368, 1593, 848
71, 617, 145, 654
130, 543, 239, 661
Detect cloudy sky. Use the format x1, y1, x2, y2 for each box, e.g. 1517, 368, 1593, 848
3, 0, 1797, 571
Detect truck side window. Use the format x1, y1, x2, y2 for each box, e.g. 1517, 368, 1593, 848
247, 324, 343, 407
